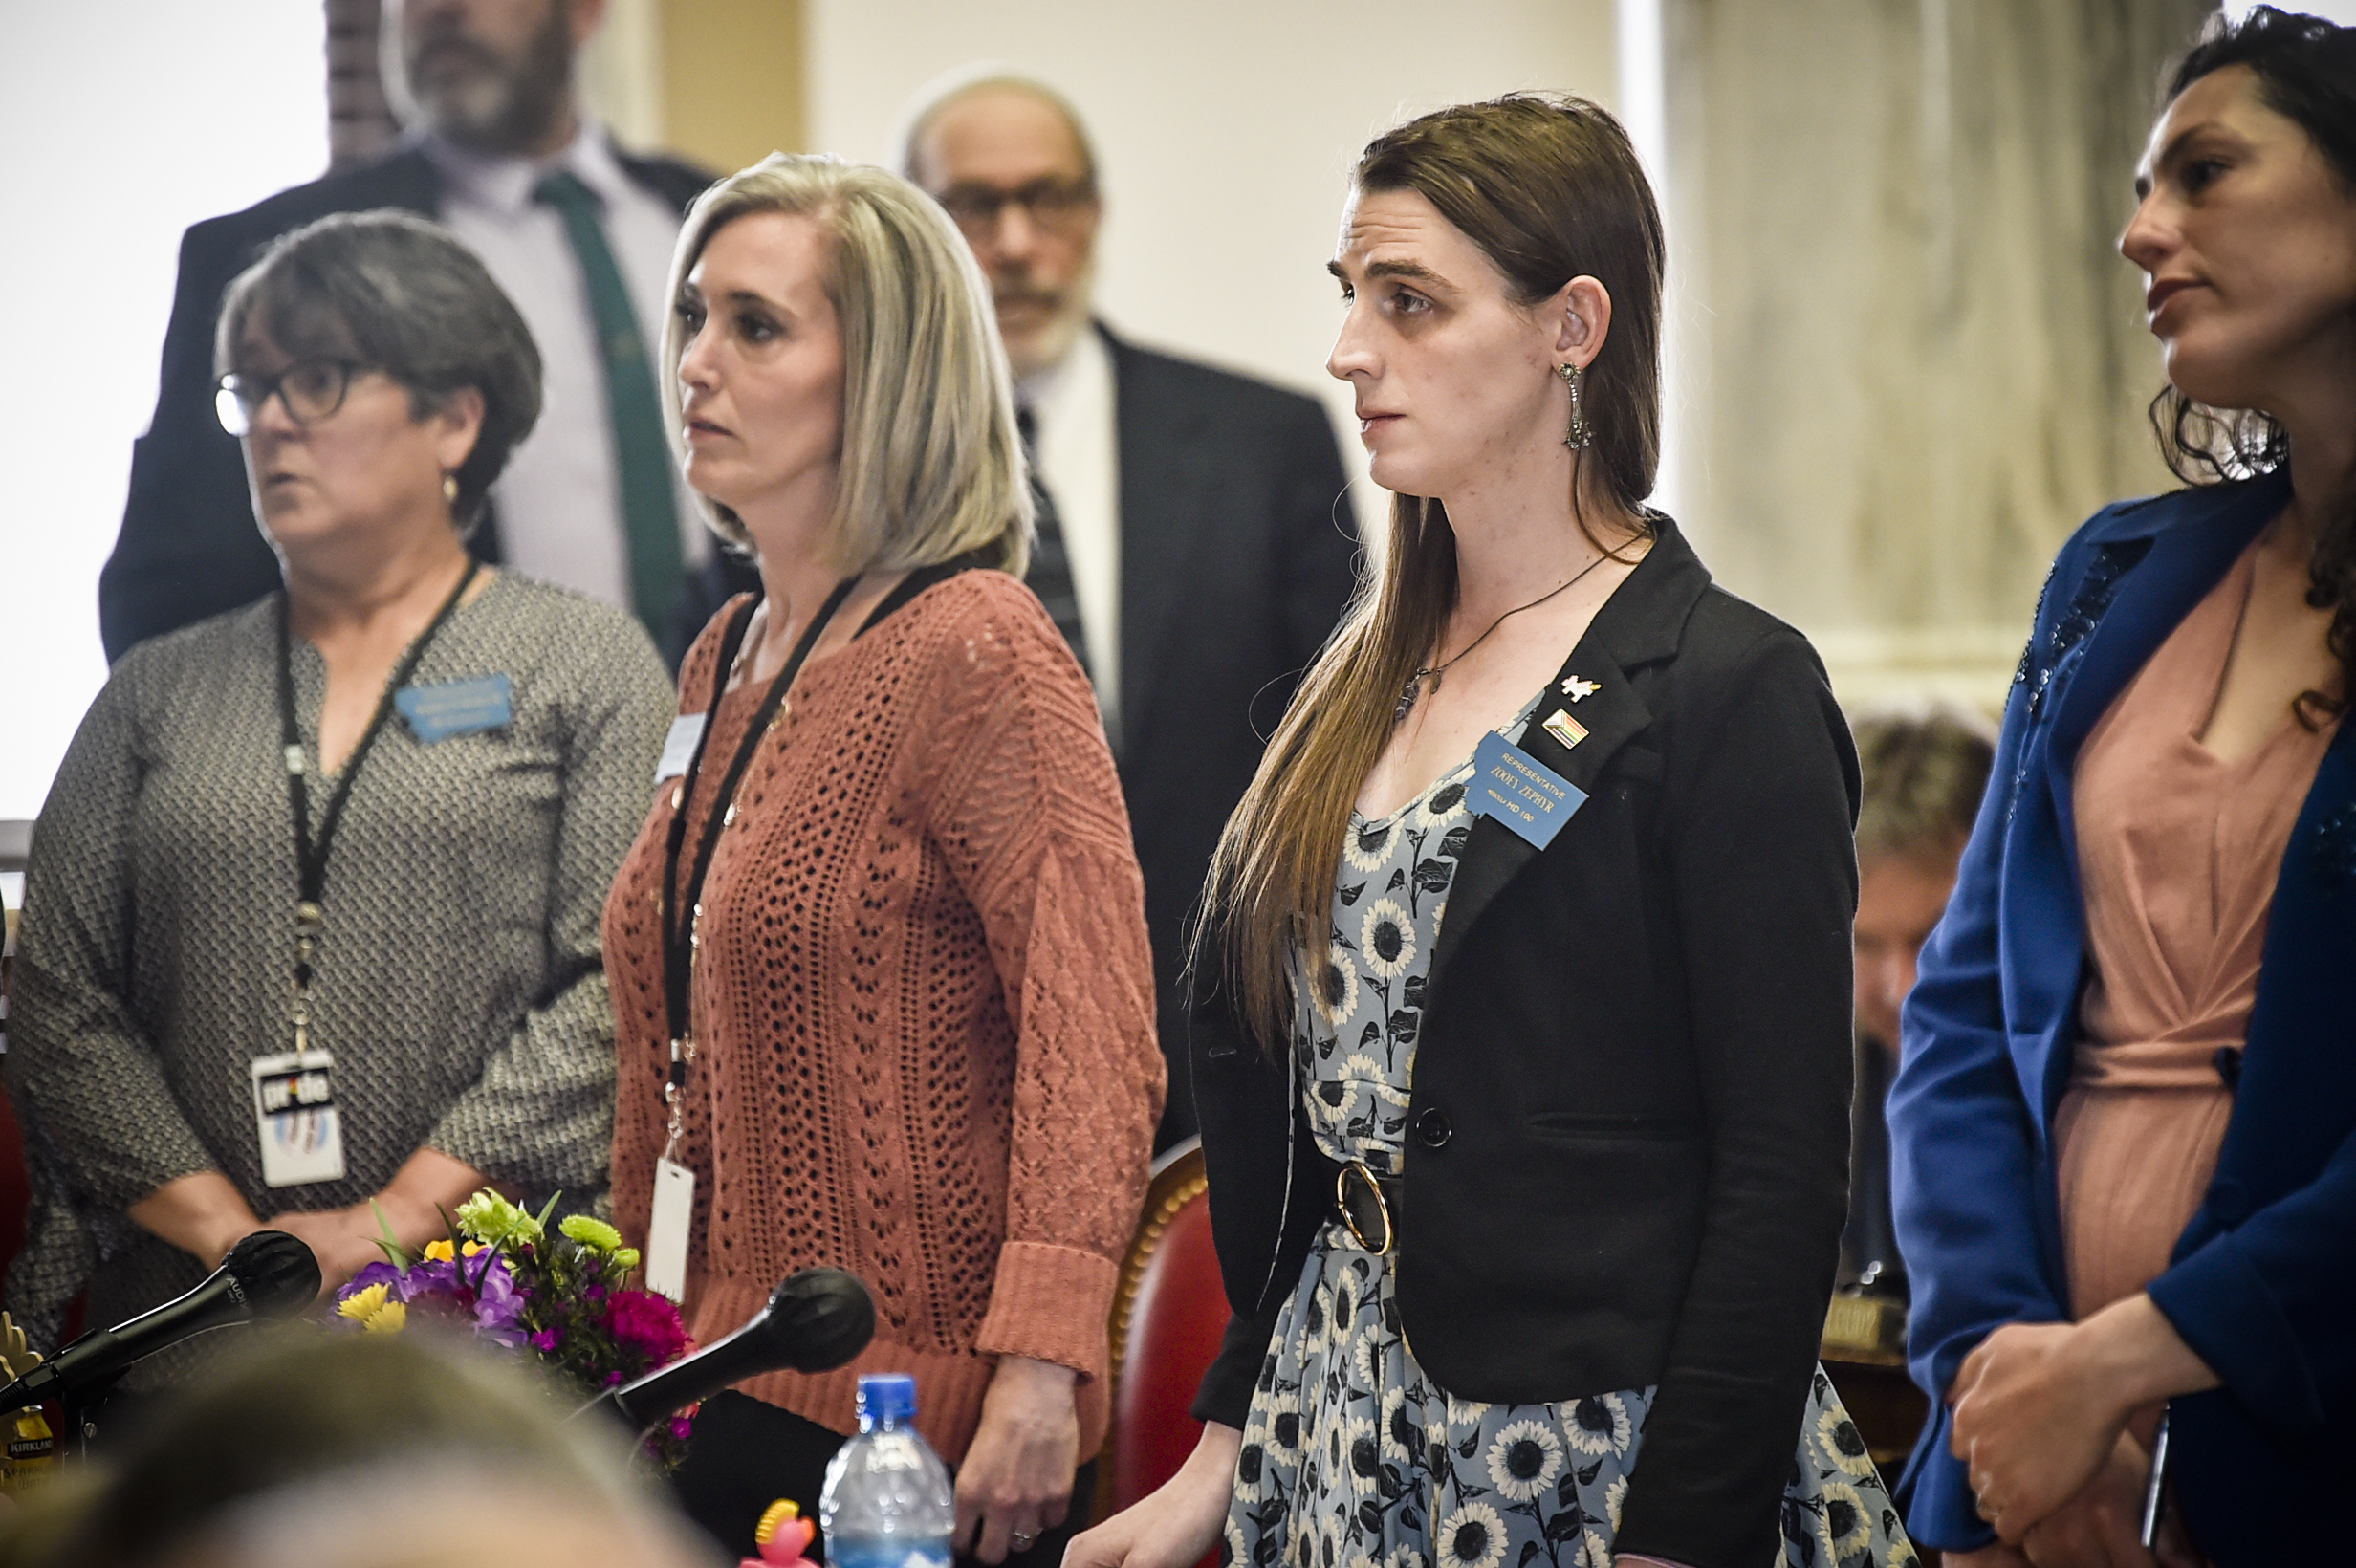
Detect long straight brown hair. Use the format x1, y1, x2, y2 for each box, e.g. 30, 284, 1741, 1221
1194, 94, 1669, 1054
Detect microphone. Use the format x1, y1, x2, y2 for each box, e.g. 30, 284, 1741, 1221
577, 1267, 875, 1433
0, 1230, 320, 1409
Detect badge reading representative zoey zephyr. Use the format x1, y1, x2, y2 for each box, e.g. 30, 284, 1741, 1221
1470, 730, 1588, 850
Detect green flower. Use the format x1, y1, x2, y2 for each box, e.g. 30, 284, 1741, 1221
613, 1248, 642, 1273
456, 1190, 544, 1250
559, 1215, 624, 1253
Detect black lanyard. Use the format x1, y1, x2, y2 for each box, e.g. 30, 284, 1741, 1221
658, 577, 859, 1113
274, 559, 479, 1051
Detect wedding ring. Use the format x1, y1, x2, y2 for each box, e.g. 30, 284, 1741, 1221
1010, 1532, 1036, 1551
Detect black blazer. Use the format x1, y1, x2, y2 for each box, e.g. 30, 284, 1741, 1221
678, 325, 1358, 1143
98, 140, 713, 662
1189, 519, 1862, 1568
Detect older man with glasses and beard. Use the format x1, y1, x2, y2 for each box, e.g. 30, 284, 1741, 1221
101, 0, 715, 664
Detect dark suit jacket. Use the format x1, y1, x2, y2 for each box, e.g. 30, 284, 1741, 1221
1890, 472, 2356, 1565
99, 140, 712, 662
679, 324, 1358, 1145
1189, 519, 1864, 1568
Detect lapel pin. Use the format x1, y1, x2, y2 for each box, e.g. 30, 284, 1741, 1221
1560, 676, 1601, 702
1542, 710, 1588, 749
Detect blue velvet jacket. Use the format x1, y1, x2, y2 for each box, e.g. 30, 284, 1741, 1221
1888, 472, 2356, 1562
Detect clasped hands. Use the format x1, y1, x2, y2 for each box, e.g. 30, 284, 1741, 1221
1945, 1296, 2214, 1568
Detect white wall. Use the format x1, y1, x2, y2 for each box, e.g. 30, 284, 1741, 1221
0, 1, 331, 822
804, 0, 1621, 537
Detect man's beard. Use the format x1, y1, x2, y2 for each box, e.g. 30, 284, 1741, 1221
994, 257, 1095, 380
395, 0, 574, 154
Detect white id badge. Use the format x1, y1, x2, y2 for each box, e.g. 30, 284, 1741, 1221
646, 1157, 695, 1301
250, 1051, 346, 1187
655, 713, 708, 783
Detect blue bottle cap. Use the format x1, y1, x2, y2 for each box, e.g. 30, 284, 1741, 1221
856, 1373, 918, 1424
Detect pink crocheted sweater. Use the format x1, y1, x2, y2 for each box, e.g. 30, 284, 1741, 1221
605, 571, 1165, 1462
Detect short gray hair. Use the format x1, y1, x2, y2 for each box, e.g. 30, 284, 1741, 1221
1852, 702, 1997, 869
895, 67, 1099, 188
662, 153, 1032, 576
215, 210, 542, 531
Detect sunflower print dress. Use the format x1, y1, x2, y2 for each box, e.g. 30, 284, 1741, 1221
1226, 715, 1916, 1568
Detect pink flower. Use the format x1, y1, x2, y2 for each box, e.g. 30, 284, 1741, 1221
531, 1327, 564, 1353
604, 1290, 692, 1368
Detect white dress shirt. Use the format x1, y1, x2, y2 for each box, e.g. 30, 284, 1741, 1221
421, 124, 706, 608
1018, 324, 1123, 731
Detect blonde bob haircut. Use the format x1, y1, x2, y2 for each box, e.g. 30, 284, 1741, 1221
661, 152, 1033, 577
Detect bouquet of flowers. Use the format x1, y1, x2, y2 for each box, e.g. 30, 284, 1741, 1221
332, 1190, 696, 1466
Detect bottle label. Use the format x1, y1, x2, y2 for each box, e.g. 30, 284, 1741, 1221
829, 1540, 950, 1568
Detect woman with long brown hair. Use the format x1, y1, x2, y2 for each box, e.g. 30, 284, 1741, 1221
1070, 96, 1910, 1568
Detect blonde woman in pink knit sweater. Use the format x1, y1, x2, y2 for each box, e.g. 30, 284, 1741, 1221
601, 154, 1164, 1563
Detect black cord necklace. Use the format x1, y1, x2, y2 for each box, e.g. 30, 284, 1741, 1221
1394, 549, 1614, 726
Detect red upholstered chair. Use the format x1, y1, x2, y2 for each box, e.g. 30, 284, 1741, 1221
1093, 1136, 1228, 1563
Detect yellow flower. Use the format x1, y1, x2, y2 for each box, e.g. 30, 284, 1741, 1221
559, 1215, 623, 1253
337, 1284, 406, 1335
423, 1239, 455, 1262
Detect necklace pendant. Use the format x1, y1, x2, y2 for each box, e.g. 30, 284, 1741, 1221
1393, 672, 1423, 726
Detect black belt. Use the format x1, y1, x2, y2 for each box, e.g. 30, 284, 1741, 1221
1325, 1157, 1405, 1253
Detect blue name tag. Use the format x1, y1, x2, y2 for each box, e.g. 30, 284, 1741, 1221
395, 674, 513, 743
1469, 730, 1587, 849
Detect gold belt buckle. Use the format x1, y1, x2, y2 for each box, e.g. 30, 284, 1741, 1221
1336, 1161, 1394, 1253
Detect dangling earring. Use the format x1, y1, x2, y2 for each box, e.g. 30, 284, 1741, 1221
441, 473, 460, 505
1556, 362, 1592, 449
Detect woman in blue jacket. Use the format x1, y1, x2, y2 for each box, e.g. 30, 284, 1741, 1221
1889, 11, 2356, 1566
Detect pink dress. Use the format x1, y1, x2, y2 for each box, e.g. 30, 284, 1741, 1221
2060, 535, 2338, 1324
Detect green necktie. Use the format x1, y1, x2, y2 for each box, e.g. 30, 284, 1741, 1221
533, 169, 683, 642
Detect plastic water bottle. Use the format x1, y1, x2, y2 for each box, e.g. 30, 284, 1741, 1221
820, 1374, 955, 1568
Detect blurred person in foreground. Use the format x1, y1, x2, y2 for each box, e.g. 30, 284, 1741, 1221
602, 155, 1162, 1563
5, 212, 673, 1389
1889, 10, 2356, 1564
0, 1330, 716, 1568
1070, 95, 1909, 1568
1840, 705, 1995, 1300
884, 74, 1353, 1146
101, 0, 716, 662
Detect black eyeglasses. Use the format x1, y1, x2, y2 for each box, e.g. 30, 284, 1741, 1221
932, 177, 1099, 237
214, 359, 370, 437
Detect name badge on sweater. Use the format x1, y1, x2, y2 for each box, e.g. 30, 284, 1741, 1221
395, 674, 512, 743
1470, 731, 1586, 850
251, 1050, 346, 1187
655, 713, 708, 783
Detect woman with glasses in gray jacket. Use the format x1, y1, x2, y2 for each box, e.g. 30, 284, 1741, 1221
5, 211, 673, 1389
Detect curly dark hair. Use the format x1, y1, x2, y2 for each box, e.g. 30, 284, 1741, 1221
2149, 7, 2356, 725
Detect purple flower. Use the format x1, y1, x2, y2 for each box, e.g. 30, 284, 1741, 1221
531, 1327, 564, 1353
669, 1414, 694, 1442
